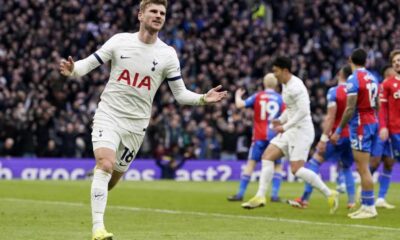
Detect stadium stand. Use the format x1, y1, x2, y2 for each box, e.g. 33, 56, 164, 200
0, 0, 399, 158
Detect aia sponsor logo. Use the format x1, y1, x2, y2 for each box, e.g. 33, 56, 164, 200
117, 69, 151, 90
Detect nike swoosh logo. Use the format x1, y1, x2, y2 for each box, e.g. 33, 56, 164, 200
120, 56, 130, 59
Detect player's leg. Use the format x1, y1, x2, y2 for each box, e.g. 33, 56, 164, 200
91, 146, 116, 240
256, 144, 284, 198
339, 137, 355, 208
336, 164, 346, 193
289, 127, 338, 213
228, 141, 266, 201
300, 151, 325, 203
271, 159, 283, 202
227, 159, 256, 201
376, 134, 400, 208
241, 143, 284, 209
376, 155, 396, 209
108, 170, 125, 191
348, 124, 378, 219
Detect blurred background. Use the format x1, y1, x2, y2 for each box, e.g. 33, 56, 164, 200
1, 0, 399, 161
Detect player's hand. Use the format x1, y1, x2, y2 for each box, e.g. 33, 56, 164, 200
235, 88, 245, 98
59, 56, 74, 76
316, 141, 327, 153
330, 133, 340, 145
272, 119, 281, 128
204, 85, 228, 103
273, 125, 284, 133
379, 128, 389, 141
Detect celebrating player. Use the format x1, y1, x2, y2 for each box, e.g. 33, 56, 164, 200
241, 57, 339, 213
59, 1, 227, 239
331, 48, 379, 219
289, 65, 355, 209
227, 73, 285, 202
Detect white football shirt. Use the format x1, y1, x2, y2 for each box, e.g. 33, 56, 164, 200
279, 75, 313, 130
71, 32, 203, 134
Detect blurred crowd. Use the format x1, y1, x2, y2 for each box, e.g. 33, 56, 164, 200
1, 0, 400, 159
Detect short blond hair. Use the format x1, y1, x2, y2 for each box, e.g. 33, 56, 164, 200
263, 73, 278, 88
140, 0, 168, 12
390, 49, 400, 64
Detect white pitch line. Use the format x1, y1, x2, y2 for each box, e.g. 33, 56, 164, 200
2, 198, 400, 232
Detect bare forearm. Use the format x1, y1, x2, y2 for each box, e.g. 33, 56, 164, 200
235, 96, 245, 108
338, 107, 354, 130
323, 116, 335, 135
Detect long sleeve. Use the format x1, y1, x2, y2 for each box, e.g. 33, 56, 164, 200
167, 79, 204, 105
71, 55, 102, 77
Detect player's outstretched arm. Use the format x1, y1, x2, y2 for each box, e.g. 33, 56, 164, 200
168, 80, 227, 105
59, 54, 103, 78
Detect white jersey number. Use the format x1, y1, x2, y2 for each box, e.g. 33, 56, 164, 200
259, 100, 279, 120
366, 82, 378, 108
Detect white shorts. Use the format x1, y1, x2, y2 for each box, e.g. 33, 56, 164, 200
92, 114, 145, 173
270, 124, 315, 161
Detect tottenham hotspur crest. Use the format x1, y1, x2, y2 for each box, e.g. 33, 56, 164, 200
151, 60, 158, 71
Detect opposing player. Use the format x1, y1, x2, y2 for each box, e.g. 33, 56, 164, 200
242, 57, 339, 213
371, 50, 400, 209
289, 65, 355, 209
227, 73, 285, 202
331, 48, 379, 219
59, 1, 227, 239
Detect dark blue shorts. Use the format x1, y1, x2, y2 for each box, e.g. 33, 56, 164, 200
248, 140, 282, 164
324, 137, 354, 168
349, 123, 379, 154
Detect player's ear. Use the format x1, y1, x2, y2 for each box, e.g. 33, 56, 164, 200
138, 11, 143, 22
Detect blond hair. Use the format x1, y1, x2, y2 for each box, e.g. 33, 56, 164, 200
263, 73, 278, 89
390, 49, 400, 64
140, 0, 168, 12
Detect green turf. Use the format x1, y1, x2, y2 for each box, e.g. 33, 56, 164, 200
0, 181, 399, 240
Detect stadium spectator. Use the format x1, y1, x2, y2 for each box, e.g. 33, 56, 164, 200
1, 0, 400, 159
155, 143, 193, 179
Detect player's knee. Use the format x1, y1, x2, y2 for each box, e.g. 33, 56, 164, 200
96, 156, 114, 173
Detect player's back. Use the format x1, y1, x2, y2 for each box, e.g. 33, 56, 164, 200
245, 89, 284, 141
346, 69, 379, 125
327, 83, 349, 137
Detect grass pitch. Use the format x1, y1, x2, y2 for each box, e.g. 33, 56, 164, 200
0, 180, 399, 240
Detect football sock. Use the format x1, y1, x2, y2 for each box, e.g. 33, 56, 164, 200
301, 158, 320, 201
295, 167, 331, 197
336, 168, 345, 186
343, 167, 355, 203
256, 160, 274, 198
378, 169, 392, 199
237, 174, 251, 197
361, 190, 375, 206
271, 172, 282, 199
91, 169, 112, 233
